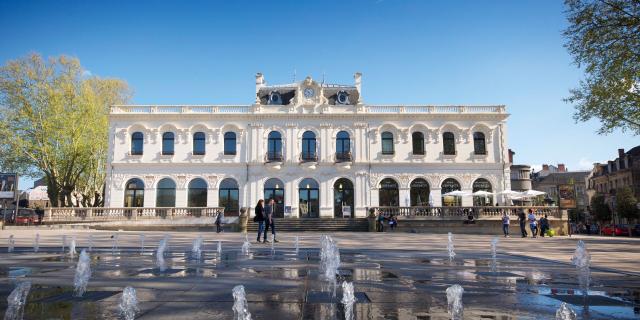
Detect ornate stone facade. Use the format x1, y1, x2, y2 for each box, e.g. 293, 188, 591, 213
105, 73, 511, 217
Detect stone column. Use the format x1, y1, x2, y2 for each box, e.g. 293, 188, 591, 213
461, 188, 473, 206
431, 188, 442, 206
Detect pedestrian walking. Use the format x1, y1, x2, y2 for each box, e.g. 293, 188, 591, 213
254, 199, 265, 243
263, 199, 278, 243
377, 213, 385, 232
518, 209, 527, 238
527, 209, 538, 238
539, 214, 550, 237
215, 210, 224, 233
501, 212, 510, 237
389, 214, 398, 231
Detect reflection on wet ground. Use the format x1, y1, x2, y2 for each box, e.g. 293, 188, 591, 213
0, 242, 639, 319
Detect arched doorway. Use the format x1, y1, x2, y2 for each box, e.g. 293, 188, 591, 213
298, 178, 319, 218
188, 178, 208, 207
156, 178, 176, 207
334, 178, 354, 217
219, 178, 239, 215
473, 178, 493, 206
441, 178, 461, 206
379, 178, 399, 206
124, 178, 144, 207
264, 178, 284, 218
410, 178, 430, 206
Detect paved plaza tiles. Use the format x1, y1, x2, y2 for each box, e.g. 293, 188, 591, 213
1, 230, 639, 319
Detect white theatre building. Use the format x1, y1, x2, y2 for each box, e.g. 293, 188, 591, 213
105, 73, 512, 218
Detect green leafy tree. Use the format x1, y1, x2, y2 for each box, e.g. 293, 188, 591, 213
616, 186, 639, 221
563, 0, 640, 134
0, 53, 131, 207
590, 194, 612, 222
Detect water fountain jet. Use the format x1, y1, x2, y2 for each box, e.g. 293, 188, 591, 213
3, 281, 31, 320
232, 285, 252, 320
74, 250, 91, 297
341, 281, 356, 320
446, 284, 464, 320
69, 236, 77, 257
571, 240, 591, 296
156, 235, 169, 272
191, 235, 203, 260
139, 234, 145, 255
119, 286, 139, 320
7, 235, 15, 253
555, 302, 577, 320
320, 235, 341, 297
490, 236, 499, 273
33, 233, 39, 253
447, 232, 455, 262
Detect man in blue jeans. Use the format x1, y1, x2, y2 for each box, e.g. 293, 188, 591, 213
263, 199, 279, 243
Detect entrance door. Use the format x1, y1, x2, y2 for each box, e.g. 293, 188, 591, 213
299, 178, 319, 218
334, 178, 354, 217
264, 178, 285, 218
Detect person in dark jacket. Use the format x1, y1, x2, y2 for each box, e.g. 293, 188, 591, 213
254, 199, 265, 243
539, 214, 550, 237
518, 209, 527, 238
263, 199, 278, 243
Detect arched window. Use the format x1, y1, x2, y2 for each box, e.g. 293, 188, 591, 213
410, 178, 430, 206
162, 132, 175, 155
188, 178, 208, 207
412, 132, 425, 155
441, 178, 461, 206
443, 132, 455, 155
473, 132, 486, 155
267, 131, 282, 161
301, 131, 317, 161
131, 132, 143, 155
379, 178, 399, 206
193, 132, 205, 155
264, 178, 284, 217
298, 178, 319, 217
124, 178, 144, 207
156, 178, 176, 207
472, 178, 493, 206
219, 178, 239, 215
224, 132, 236, 155
381, 132, 394, 155
336, 131, 351, 162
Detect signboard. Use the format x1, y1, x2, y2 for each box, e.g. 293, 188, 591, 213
0, 173, 18, 199
558, 184, 576, 209
342, 206, 351, 218
284, 206, 292, 217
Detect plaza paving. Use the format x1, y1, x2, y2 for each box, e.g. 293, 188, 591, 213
1, 229, 639, 319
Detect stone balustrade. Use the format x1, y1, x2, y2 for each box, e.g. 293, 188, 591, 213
45, 207, 225, 223
370, 206, 562, 220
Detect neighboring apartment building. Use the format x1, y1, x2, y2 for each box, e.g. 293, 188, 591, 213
588, 146, 640, 212
105, 73, 512, 218
532, 164, 589, 212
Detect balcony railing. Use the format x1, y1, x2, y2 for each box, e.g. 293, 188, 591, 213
265, 152, 283, 163
370, 206, 562, 219
44, 207, 226, 223
300, 152, 318, 162
335, 152, 352, 162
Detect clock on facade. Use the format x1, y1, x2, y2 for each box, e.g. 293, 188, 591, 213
303, 88, 315, 98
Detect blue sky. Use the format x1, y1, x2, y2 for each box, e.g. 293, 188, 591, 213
1, 0, 638, 189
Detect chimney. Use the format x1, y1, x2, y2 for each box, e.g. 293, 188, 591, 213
508, 149, 515, 163
558, 164, 566, 172
542, 164, 549, 171
354, 72, 362, 103
618, 148, 625, 158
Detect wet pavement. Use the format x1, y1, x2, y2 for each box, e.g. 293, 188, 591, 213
0, 231, 639, 319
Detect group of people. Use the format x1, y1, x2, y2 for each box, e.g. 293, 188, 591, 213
501, 209, 550, 238
376, 214, 398, 232
253, 199, 278, 243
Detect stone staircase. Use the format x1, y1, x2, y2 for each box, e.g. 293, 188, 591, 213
246, 218, 369, 232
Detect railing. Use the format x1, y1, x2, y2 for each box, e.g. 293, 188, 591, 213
265, 152, 283, 163
370, 206, 561, 219
111, 105, 506, 115
335, 152, 352, 162
300, 152, 318, 162
45, 207, 225, 223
